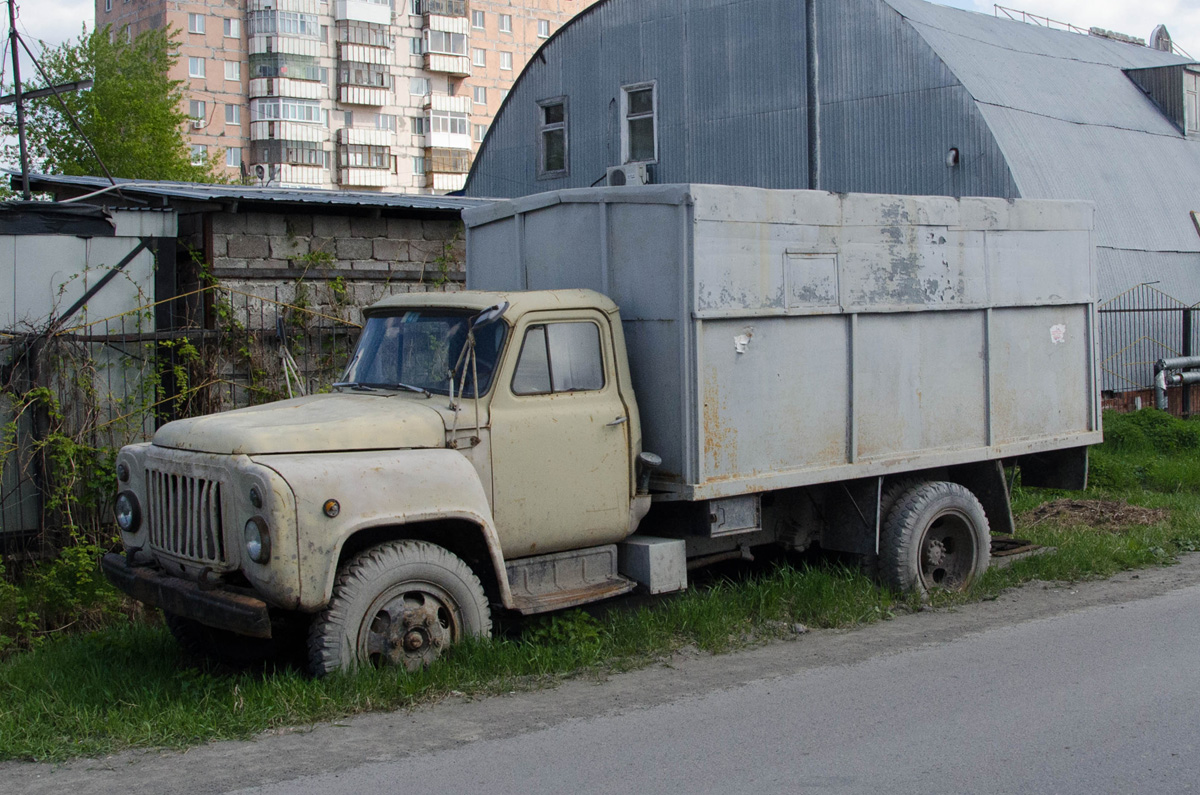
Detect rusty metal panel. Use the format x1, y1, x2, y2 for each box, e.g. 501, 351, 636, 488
990, 304, 1094, 442
463, 184, 1100, 502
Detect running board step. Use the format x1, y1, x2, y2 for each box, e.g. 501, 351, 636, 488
505, 544, 636, 615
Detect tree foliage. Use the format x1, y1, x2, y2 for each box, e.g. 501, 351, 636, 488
2, 24, 227, 182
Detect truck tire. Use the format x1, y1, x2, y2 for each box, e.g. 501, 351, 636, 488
880, 481, 990, 595
307, 540, 491, 676
164, 612, 282, 668
858, 477, 921, 578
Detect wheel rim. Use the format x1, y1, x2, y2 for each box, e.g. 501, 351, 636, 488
357, 580, 462, 671
917, 509, 978, 592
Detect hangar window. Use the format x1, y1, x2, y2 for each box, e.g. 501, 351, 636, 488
538, 97, 568, 178
621, 82, 657, 163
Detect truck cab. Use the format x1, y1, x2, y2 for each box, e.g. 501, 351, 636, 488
104, 289, 653, 673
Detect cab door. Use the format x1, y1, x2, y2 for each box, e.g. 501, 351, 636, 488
488, 310, 632, 558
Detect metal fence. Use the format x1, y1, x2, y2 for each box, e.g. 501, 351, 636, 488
1098, 284, 1200, 416
0, 284, 361, 553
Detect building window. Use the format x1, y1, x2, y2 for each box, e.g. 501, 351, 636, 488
246, 11, 320, 38
537, 97, 567, 177
621, 82, 657, 163
224, 17, 240, 38
499, 14, 512, 33
188, 13, 205, 34
226, 147, 242, 168
250, 97, 323, 123
471, 10, 484, 29
472, 86, 486, 105
410, 77, 430, 95
501, 89, 510, 102
224, 61, 240, 81
431, 109, 468, 135
410, 36, 423, 55
105, 0, 111, 11
320, 66, 329, 85
412, 117, 428, 135
188, 57, 205, 78
340, 144, 390, 169
473, 123, 487, 142
225, 104, 241, 124
410, 0, 421, 15
472, 48, 485, 67
372, 113, 397, 131
500, 51, 513, 71
190, 144, 206, 164
189, 99, 206, 121
537, 19, 549, 38
413, 155, 427, 174
425, 30, 467, 56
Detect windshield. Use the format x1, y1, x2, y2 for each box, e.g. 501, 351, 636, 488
340, 309, 507, 396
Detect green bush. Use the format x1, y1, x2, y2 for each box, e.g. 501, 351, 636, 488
0, 538, 127, 656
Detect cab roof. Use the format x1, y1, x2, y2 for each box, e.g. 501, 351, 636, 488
364, 288, 619, 318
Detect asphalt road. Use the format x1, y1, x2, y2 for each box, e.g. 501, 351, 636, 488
8, 557, 1200, 795
235, 582, 1200, 795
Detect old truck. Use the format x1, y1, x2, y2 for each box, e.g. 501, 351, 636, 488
102, 185, 1101, 673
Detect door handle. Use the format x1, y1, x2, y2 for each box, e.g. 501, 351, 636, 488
606, 416, 628, 427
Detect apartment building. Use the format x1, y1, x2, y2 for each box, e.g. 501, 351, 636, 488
94, 0, 590, 192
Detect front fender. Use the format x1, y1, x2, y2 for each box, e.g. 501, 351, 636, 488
253, 449, 511, 612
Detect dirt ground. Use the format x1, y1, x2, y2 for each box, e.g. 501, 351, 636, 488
6, 552, 1200, 795
1018, 498, 1170, 532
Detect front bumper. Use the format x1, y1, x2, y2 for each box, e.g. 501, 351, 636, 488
102, 553, 273, 638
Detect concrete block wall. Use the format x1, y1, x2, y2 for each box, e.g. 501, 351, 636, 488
207, 210, 467, 326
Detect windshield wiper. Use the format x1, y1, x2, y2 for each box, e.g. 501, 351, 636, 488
332, 382, 377, 392
333, 381, 431, 398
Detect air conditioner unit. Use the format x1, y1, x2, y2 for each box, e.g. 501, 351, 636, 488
606, 163, 651, 187
190, 119, 205, 129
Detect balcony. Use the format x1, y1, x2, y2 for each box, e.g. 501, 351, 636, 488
424, 53, 471, 76
426, 146, 470, 174
422, 0, 466, 17
249, 120, 330, 143
248, 77, 324, 100
338, 127, 393, 146
334, 0, 391, 25
339, 85, 391, 105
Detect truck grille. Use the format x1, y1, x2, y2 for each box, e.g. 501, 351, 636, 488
146, 470, 227, 565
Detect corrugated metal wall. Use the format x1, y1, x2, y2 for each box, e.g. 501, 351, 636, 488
465, 0, 1017, 201
815, 0, 1017, 198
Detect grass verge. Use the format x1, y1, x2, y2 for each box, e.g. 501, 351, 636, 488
2, 409, 1199, 762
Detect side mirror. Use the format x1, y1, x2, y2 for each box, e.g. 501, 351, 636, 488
471, 301, 509, 330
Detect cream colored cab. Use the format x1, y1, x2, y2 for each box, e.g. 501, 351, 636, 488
103, 289, 650, 674
489, 307, 634, 557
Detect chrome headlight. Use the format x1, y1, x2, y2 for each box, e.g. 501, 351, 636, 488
244, 517, 271, 564
115, 491, 140, 533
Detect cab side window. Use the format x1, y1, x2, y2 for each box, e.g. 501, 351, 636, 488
512, 322, 604, 395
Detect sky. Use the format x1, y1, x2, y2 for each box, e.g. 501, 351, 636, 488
4, 0, 1199, 66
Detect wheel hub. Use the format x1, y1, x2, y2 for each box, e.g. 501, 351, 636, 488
365, 589, 455, 670
924, 538, 948, 568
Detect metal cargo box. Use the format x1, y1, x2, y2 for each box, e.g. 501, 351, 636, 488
463, 185, 1101, 501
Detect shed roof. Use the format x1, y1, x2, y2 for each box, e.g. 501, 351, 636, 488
12, 172, 492, 215
884, 0, 1200, 275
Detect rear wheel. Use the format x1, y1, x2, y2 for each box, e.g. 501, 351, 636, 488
880, 481, 990, 594
307, 540, 491, 676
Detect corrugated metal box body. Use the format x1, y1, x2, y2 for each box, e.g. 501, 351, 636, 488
464, 185, 1100, 501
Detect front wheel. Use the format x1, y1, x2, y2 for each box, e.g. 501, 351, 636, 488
307, 540, 491, 676
880, 481, 990, 595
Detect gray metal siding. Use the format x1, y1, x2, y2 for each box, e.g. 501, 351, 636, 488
466, 0, 1014, 201
466, 0, 810, 198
